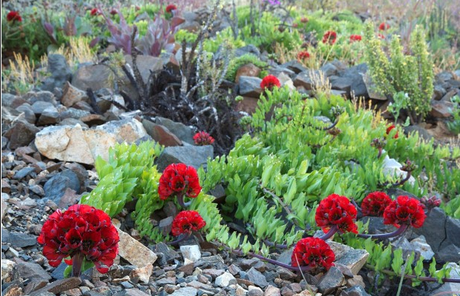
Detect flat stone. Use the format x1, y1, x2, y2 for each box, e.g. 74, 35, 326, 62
239, 76, 263, 97
410, 236, 435, 260
15, 260, 52, 281
142, 120, 182, 147
154, 117, 194, 144
247, 267, 269, 288
264, 285, 281, 296
155, 242, 180, 263
24, 279, 49, 294
117, 227, 157, 268
1, 259, 16, 282
37, 106, 60, 126
4, 120, 40, 150
343, 286, 371, 296
413, 207, 447, 253
16, 103, 37, 124
31, 101, 55, 115
446, 216, 460, 247
235, 63, 261, 83
157, 144, 213, 171
318, 266, 345, 294
13, 167, 36, 180
430, 101, 454, 118
8, 232, 37, 248
215, 271, 236, 287
170, 287, 198, 296
180, 245, 201, 263
328, 241, 368, 275
61, 82, 89, 107
294, 70, 324, 90
430, 262, 460, 295
30, 277, 82, 296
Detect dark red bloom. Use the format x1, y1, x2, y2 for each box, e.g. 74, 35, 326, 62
37, 204, 119, 273
292, 23, 298, 28
379, 22, 390, 31
7, 11, 22, 23
349, 34, 362, 42
193, 131, 215, 146
322, 31, 337, 45
260, 75, 281, 91
165, 4, 177, 13
300, 17, 309, 23
291, 237, 335, 271
386, 124, 399, 139
297, 51, 310, 60
110, 9, 118, 15
90, 8, 102, 16
158, 163, 202, 200
315, 194, 358, 234
383, 196, 426, 228
171, 210, 206, 236
361, 192, 392, 216
377, 33, 385, 39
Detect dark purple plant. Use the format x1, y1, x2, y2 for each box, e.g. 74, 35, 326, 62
64, 15, 77, 37
103, 9, 138, 54
43, 21, 57, 43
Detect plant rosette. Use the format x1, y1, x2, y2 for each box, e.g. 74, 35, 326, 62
193, 131, 215, 146
37, 204, 119, 277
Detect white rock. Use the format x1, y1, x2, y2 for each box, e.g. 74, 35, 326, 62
248, 285, 264, 294
278, 72, 296, 92
328, 241, 369, 275
215, 271, 236, 287
1, 259, 16, 281
382, 155, 416, 186
236, 284, 248, 296
130, 263, 153, 284
431, 262, 460, 294
180, 245, 201, 263
116, 227, 157, 268
264, 285, 281, 296
1, 193, 9, 221
410, 235, 435, 261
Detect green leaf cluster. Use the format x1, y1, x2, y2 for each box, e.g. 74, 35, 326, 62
225, 53, 268, 82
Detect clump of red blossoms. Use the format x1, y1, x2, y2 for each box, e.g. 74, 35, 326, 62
379, 22, 390, 31
300, 17, 309, 23
193, 131, 215, 146
158, 163, 202, 206
171, 210, 206, 237
297, 51, 310, 60
291, 237, 335, 271
322, 31, 337, 45
315, 194, 358, 235
165, 4, 177, 13
260, 75, 281, 91
90, 8, 102, 16
7, 11, 22, 23
383, 196, 426, 228
37, 204, 119, 276
386, 124, 399, 139
377, 33, 385, 39
361, 192, 392, 217
349, 34, 362, 42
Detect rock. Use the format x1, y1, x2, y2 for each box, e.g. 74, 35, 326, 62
410, 235, 434, 260
61, 82, 89, 107
16, 103, 37, 124
381, 155, 416, 186
35, 118, 148, 165
117, 227, 157, 268
24, 279, 49, 294
215, 272, 236, 287
60, 108, 91, 120
248, 286, 263, 296
13, 167, 36, 180
15, 260, 52, 281
430, 262, 460, 295
170, 287, 198, 296
155, 242, 180, 263
342, 286, 371, 296
328, 241, 369, 275
436, 71, 454, 82
58, 188, 81, 209
120, 289, 150, 296
123, 55, 164, 99
318, 266, 345, 294
40, 54, 72, 92
29, 277, 82, 296
235, 45, 261, 58
413, 207, 446, 253
130, 264, 153, 284
294, 70, 324, 90
403, 125, 433, 142
281, 61, 308, 74
31, 101, 55, 115
1, 193, 8, 221
157, 144, 214, 171
437, 242, 460, 262
71, 64, 113, 93
264, 285, 281, 296
330, 76, 352, 93
247, 267, 269, 288
180, 245, 202, 263
1, 259, 16, 281
441, 89, 458, 102
346, 275, 366, 289
239, 76, 263, 97
59, 118, 88, 128
236, 284, 248, 296
432, 85, 446, 101
44, 170, 80, 204
142, 120, 182, 147
320, 63, 338, 77
235, 63, 261, 83
430, 101, 454, 118
446, 217, 460, 246
4, 120, 40, 149
362, 72, 387, 100
236, 97, 260, 115
158, 216, 173, 236
7, 232, 37, 248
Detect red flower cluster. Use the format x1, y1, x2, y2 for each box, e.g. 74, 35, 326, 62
315, 194, 358, 234
193, 131, 215, 146
171, 210, 206, 236
90, 8, 102, 16
386, 124, 399, 139
383, 196, 426, 228
7, 11, 22, 23
297, 51, 310, 60
158, 163, 202, 200
322, 31, 337, 45
349, 34, 362, 42
379, 22, 390, 31
165, 4, 177, 13
37, 204, 119, 273
300, 17, 309, 23
260, 75, 281, 91
361, 192, 392, 216
291, 237, 335, 271
377, 33, 385, 39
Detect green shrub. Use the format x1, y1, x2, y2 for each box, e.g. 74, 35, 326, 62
225, 53, 268, 81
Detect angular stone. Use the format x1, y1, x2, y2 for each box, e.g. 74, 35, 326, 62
281, 60, 307, 74
413, 207, 447, 253
40, 54, 72, 92
362, 72, 386, 100
170, 287, 198, 296
13, 167, 36, 180
44, 170, 80, 204
61, 82, 89, 107
142, 120, 182, 147
215, 272, 236, 287
5, 120, 40, 150
24, 279, 49, 294
72, 64, 113, 93
320, 63, 338, 77
30, 277, 82, 296
264, 285, 281, 296
1, 193, 8, 221
180, 245, 201, 263
318, 266, 345, 294
430, 262, 460, 295
247, 267, 268, 288
154, 117, 195, 144
7, 232, 37, 248
1, 259, 16, 282
410, 235, 435, 261
437, 242, 460, 262
248, 286, 263, 296
294, 70, 324, 90
328, 241, 368, 275
157, 144, 214, 171
235, 63, 261, 83
16, 103, 37, 124
236, 97, 260, 115
382, 155, 416, 186
15, 260, 52, 281
117, 227, 157, 268
342, 286, 371, 296
239, 76, 263, 97
430, 101, 454, 118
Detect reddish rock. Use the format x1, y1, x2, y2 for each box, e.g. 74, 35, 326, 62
236, 97, 259, 115
235, 63, 261, 83
430, 101, 454, 118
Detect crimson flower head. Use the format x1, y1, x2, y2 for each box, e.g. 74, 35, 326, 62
386, 124, 399, 139
383, 196, 426, 228
7, 11, 22, 23
260, 75, 281, 91
377, 33, 385, 39
165, 4, 177, 13
37, 204, 119, 273
171, 210, 206, 237
193, 131, 215, 146
90, 8, 102, 16
379, 22, 390, 31
350, 34, 362, 42
297, 51, 310, 60
300, 17, 309, 23
322, 31, 337, 45
361, 192, 392, 216
159, 163, 202, 201
315, 194, 358, 234
291, 237, 335, 271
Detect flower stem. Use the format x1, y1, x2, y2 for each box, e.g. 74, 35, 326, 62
177, 193, 191, 208
316, 225, 338, 241
357, 224, 408, 240
232, 248, 312, 272
167, 232, 191, 246
71, 253, 85, 277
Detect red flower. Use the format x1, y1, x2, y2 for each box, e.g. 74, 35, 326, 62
165, 4, 177, 13
379, 22, 390, 31
171, 210, 206, 236
377, 33, 385, 39
297, 51, 310, 60
260, 75, 281, 91
293, 23, 298, 28
110, 9, 118, 15
300, 17, 309, 23
291, 237, 335, 271
193, 131, 215, 146
383, 196, 426, 228
90, 8, 102, 16
361, 192, 392, 216
37, 204, 119, 273
7, 11, 22, 23
315, 194, 358, 234
386, 124, 399, 139
158, 163, 202, 200
322, 31, 337, 45
349, 34, 362, 42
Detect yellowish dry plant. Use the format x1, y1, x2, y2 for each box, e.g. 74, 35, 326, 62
44, 37, 95, 69
3, 52, 37, 94
309, 69, 332, 96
